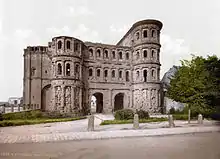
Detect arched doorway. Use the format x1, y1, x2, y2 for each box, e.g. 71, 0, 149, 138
41, 84, 51, 111
92, 93, 103, 113
114, 93, 124, 111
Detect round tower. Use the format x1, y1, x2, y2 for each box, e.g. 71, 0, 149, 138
131, 20, 163, 113
50, 36, 85, 114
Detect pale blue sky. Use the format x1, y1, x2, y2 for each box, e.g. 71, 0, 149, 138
0, 0, 220, 101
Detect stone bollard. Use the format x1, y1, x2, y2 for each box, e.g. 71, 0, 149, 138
198, 114, 203, 125
133, 114, 139, 129
87, 115, 95, 131
168, 114, 175, 128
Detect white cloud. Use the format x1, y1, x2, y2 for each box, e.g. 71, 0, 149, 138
160, 34, 192, 78
109, 24, 130, 34
14, 29, 33, 40
46, 24, 102, 43
66, 6, 94, 17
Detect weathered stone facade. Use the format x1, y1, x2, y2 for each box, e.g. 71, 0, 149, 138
23, 19, 163, 114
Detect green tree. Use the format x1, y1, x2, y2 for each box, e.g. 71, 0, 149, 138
167, 55, 220, 119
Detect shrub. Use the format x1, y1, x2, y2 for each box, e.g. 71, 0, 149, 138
114, 109, 134, 120
169, 107, 176, 114
0, 113, 3, 121
2, 110, 43, 120
136, 110, 149, 119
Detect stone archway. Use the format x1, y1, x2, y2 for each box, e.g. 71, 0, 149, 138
92, 93, 103, 113
114, 93, 124, 111
41, 84, 51, 111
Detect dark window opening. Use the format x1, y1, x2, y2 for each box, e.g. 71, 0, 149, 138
67, 41, 71, 49
45, 70, 47, 74
136, 71, 139, 79
97, 69, 100, 77
126, 71, 129, 82
75, 64, 79, 76
152, 50, 155, 58
58, 63, 62, 75
119, 52, 122, 59
126, 53, 129, 60
119, 71, 122, 78
112, 51, 116, 59
104, 70, 108, 77
66, 63, 70, 76
112, 70, 115, 78
89, 69, 93, 77
58, 41, 62, 49
97, 49, 101, 57
152, 30, 155, 37
143, 30, 148, 38
152, 70, 155, 79
144, 50, 147, 58
136, 32, 140, 40
144, 70, 147, 82
104, 50, 108, 58
89, 49, 93, 56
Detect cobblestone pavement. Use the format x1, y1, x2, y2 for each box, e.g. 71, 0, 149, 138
0, 132, 219, 159
0, 125, 219, 144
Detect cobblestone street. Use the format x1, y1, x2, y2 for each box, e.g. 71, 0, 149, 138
0, 132, 220, 159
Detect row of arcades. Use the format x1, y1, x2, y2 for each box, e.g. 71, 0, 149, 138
88, 67, 160, 82
134, 28, 160, 42
87, 47, 159, 62
54, 60, 159, 82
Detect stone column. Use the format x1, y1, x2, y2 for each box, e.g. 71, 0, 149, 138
71, 86, 75, 112
61, 85, 65, 113
79, 88, 82, 110
133, 114, 139, 129
87, 115, 95, 131
168, 114, 175, 128
18, 104, 20, 112
198, 114, 203, 125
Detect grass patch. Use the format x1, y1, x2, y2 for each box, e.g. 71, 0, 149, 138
100, 117, 168, 125
0, 116, 86, 127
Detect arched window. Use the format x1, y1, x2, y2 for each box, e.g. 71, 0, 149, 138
104, 50, 108, 58
136, 32, 140, 40
97, 49, 101, 57
143, 70, 147, 82
126, 71, 129, 82
143, 50, 147, 58
89, 49, 93, 57
58, 41, 62, 49
152, 50, 155, 58
119, 70, 122, 78
75, 64, 79, 78
152, 30, 155, 37
112, 70, 115, 78
136, 71, 139, 80
136, 52, 140, 59
143, 30, 148, 38
97, 69, 100, 77
58, 63, 62, 75
126, 53, 129, 60
119, 52, 122, 59
66, 63, 70, 76
89, 68, 93, 77
66, 41, 71, 49
152, 70, 155, 79
104, 70, 108, 77
112, 51, 116, 59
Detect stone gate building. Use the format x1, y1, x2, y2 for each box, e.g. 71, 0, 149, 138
23, 19, 163, 114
